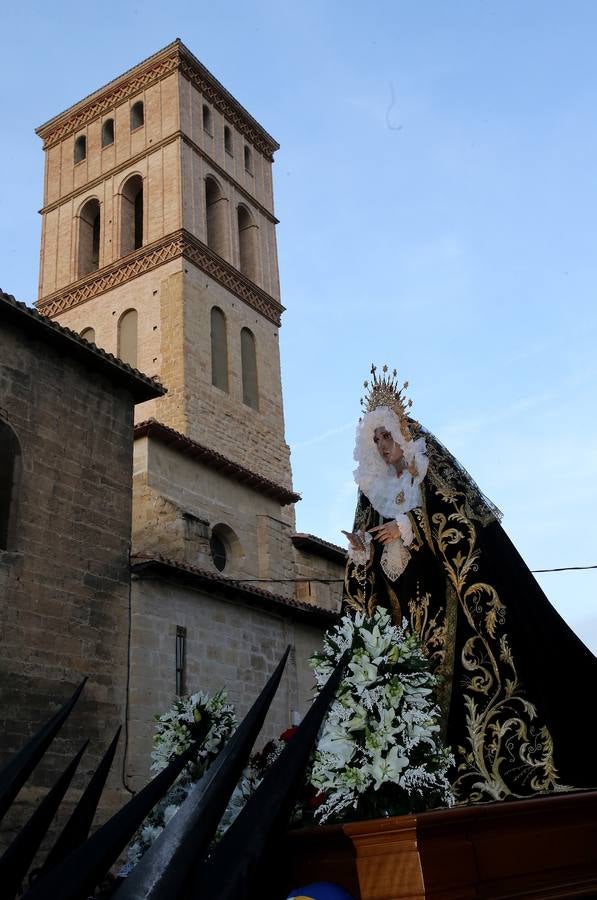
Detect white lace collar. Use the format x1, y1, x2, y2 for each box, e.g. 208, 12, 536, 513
353, 406, 428, 521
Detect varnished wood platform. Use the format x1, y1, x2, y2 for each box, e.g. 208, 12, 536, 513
282, 790, 597, 899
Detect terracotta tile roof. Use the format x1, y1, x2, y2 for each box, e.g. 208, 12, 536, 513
134, 419, 301, 506
130, 554, 339, 625
0, 289, 165, 403
292, 533, 347, 566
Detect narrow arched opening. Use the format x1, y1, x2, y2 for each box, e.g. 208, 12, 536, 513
118, 309, 138, 367
102, 118, 114, 147
77, 198, 101, 278
120, 175, 144, 256
210, 306, 229, 392
74, 135, 86, 163
241, 327, 259, 410
224, 126, 233, 155
237, 205, 258, 282
205, 176, 228, 258
130, 101, 144, 130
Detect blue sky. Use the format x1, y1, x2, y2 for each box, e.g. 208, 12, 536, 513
1, 1, 596, 648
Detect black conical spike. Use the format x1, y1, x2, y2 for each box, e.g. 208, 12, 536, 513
22, 715, 212, 900
188, 650, 349, 900
0, 679, 86, 823
39, 727, 121, 877
0, 741, 88, 900
114, 646, 291, 900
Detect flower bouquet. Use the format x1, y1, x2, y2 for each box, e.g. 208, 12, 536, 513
308, 607, 454, 823
127, 689, 236, 865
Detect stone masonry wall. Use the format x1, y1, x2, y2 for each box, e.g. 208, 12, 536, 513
52, 264, 292, 490
181, 263, 292, 487
133, 438, 295, 594
127, 577, 327, 790
293, 549, 345, 612
0, 320, 135, 840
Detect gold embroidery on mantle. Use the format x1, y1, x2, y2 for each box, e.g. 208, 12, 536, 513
431, 491, 566, 801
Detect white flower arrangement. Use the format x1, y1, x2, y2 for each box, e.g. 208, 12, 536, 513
309, 608, 454, 823
126, 689, 236, 866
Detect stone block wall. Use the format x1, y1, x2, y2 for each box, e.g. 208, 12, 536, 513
0, 319, 136, 839
181, 263, 291, 487
127, 577, 327, 790
51, 264, 292, 489
133, 438, 295, 585
293, 548, 345, 611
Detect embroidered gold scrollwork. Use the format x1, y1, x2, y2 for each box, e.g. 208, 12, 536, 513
431, 489, 565, 801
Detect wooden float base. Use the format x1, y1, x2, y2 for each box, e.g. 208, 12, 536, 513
282, 789, 597, 899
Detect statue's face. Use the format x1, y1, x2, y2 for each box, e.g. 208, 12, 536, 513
373, 426, 405, 468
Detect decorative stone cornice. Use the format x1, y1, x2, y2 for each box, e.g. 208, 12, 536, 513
36, 229, 285, 326
36, 40, 279, 161
177, 50, 278, 160
37, 48, 178, 149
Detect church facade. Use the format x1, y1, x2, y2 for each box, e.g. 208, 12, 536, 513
31, 40, 345, 790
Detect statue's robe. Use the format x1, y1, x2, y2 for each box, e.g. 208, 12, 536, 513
345, 434, 597, 802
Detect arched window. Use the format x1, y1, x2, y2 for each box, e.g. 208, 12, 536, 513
202, 104, 212, 133
205, 177, 228, 259
210, 524, 242, 573
224, 126, 233, 155
80, 327, 96, 343
244, 144, 253, 173
0, 420, 21, 551
120, 175, 143, 256
210, 307, 228, 392
102, 119, 114, 147
210, 532, 227, 572
74, 135, 86, 164
237, 205, 258, 282
130, 101, 144, 130
118, 309, 138, 367
77, 198, 101, 278
241, 327, 258, 409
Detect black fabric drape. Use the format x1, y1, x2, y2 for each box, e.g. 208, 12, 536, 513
344, 435, 597, 802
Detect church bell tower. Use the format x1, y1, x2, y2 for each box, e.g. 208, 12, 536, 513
36, 39, 291, 488
33, 43, 343, 786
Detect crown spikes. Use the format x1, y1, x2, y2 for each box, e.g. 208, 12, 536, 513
361, 363, 416, 442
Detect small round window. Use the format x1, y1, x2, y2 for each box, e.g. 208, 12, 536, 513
210, 533, 227, 571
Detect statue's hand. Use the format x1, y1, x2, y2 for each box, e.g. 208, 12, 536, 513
369, 522, 402, 545
341, 530, 366, 551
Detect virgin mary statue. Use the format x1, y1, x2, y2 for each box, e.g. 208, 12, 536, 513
343, 365, 597, 803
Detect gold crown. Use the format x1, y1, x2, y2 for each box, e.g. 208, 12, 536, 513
360, 364, 418, 440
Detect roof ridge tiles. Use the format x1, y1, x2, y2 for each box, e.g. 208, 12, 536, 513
0, 289, 164, 402
134, 418, 300, 506
130, 553, 339, 624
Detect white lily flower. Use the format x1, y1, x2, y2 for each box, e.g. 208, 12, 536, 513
367, 745, 410, 791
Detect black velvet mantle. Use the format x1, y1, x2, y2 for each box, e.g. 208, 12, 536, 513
344, 434, 597, 802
